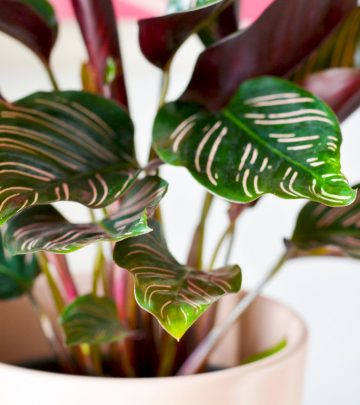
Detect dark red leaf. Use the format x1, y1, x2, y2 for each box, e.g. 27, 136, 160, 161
0, 0, 58, 63
303, 68, 360, 122
71, 0, 128, 109
138, 1, 223, 69
198, 1, 240, 46
183, 0, 357, 111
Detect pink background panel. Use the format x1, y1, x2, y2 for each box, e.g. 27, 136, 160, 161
49, 0, 275, 21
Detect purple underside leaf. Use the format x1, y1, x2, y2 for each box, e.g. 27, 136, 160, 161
0, 0, 58, 63
302, 69, 360, 122
114, 220, 242, 340
182, 0, 358, 111
71, 0, 128, 109
139, 0, 240, 70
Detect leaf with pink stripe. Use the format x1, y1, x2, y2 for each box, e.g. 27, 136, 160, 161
114, 220, 242, 340
291, 184, 360, 259
0, 91, 139, 224
4, 176, 168, 254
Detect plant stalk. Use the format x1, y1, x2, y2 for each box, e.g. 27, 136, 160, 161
45, 253, 78, 303
187, 192, 214, 269
177, 249, 293, 375
209, 222, 235, 270
27, 290, 75, 373
44, 63, 60, 91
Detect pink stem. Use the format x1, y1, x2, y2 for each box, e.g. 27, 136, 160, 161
45, 253, 78, 303
112, 264, 128, 322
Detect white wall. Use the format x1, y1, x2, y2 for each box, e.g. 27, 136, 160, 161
1, 21, 360, 404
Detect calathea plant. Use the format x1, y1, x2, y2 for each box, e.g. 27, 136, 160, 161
0, 0, 359, 377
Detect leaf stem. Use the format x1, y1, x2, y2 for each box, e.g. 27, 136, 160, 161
177, 249, 294, 375
45, 253, 78, 303
187, 192, 214, 269
44, 63, 60, 91
27, 290, 75, 373
209, 222, 235, 270
37, 253, 65, 312
157, 334, 178, 377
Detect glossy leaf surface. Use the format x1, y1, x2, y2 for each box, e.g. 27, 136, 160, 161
71, 0, 128, 108
139, 0, 222, 69
0, 0, 58, 63
0, 234, 39, 299
292, 7, 360, 82
303, 68, 360, 122
60, 294, 128, 346
183, 0, 357, 110
291, 185, 360, 258
114, 221, 242, 340
0, 91, 138, 225
154, 77, 355, 207
4, 177, 168, 254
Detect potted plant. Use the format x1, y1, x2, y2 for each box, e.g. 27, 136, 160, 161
0, 0, 359, 403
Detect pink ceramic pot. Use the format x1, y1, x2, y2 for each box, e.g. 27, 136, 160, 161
0, 283, 308, 405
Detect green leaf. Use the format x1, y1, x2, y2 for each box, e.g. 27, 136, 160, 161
60, 294, 128, 346
153, 76, 355, 207
114, 220, 242, 340
0, 0, 58, 63
292, 8, 360, 83
0, 91, 139, 225
0, 234, 39, 299
242, 338, 287, 365
4, 176, 168, 254
291, 185, 360, 258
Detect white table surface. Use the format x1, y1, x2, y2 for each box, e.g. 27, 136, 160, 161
1, 21, 360, 404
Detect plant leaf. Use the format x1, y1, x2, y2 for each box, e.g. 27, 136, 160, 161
139, 0, 223, 69
153, 76, 355, 207
71, 0, 128, 108
0, 91, 139, 225
302, 68, 360, 122
242, 338, 287, 365
183, 0, 357, 110
0, 0, 58, 63
0, 233, 39, 299
291, 185, 360, 258
114, 220, 242, 340
4, 176, 168, 254
60, 294, 128, 346
292, 8, 360, 83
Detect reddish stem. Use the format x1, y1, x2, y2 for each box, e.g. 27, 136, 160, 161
45, 253, 78, 303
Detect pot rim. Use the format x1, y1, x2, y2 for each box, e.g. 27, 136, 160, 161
0, 294, 308, 384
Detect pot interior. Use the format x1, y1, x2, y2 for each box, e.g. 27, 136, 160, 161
0, 276, 306, 371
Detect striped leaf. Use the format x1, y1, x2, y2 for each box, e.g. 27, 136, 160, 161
0, 0, 58, 63
291, 185, 360, 258
183, 0, 357, 110
4, 177, 168, 254
139, 0, 235, 69
60, 294, 128, 346
114, 221, 242, 340
153, 77, 356, 207
0, 91, 138, 225
292, 8, 360, 83
0, 234, 39, 299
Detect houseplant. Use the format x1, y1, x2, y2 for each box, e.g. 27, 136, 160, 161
0, 0, 359, 402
